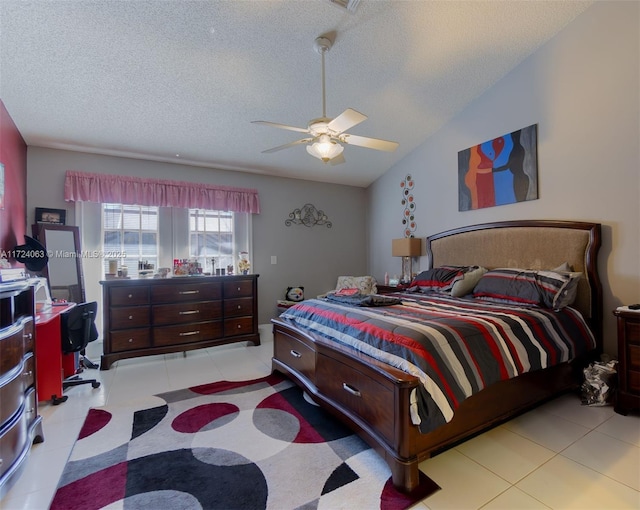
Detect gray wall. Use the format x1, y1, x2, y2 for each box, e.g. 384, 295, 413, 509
367, 1, 639, 357
26, 147, 368, 324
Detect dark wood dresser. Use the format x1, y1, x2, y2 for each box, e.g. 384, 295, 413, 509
0, 281, 44, 499
100, 274, 260, 369
614, 307, 640, 415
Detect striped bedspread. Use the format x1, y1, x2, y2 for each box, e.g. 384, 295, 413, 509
280, 293, 596, 433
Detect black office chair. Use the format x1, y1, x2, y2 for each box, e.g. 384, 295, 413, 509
56, 301, 101, 404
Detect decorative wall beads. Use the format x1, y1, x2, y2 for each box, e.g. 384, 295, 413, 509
400, 174, 416, 237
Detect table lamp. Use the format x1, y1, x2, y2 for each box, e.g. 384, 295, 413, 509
392, 237, 422, 283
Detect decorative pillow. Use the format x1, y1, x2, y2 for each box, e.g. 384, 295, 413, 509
335, 276, 377, 295
551, 263, 583, 309
334, 288, 359, 296
285, 286, 304, 302
410, 266, 486, 297
473, 268, 578, 309
450, 266, 488, 297
553, 262, 573, 272
553, 272, 582, 309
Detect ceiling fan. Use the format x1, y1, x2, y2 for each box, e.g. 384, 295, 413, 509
252, 35, 399, 165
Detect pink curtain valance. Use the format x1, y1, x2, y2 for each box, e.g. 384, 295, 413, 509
64, 171, 260, 214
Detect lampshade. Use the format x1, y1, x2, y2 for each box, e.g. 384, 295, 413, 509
306, 134, 344, 162
392, 237, 422, 257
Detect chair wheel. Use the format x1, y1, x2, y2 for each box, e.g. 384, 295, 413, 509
52, 395, 69, 405
92, 381, 101, 388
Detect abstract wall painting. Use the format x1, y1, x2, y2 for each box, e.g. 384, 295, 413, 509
458, 124, 538, 211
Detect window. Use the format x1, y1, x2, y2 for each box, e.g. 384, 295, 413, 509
102, 203, 159, 274
99, 205, 247, 277
189, 209, 234, 274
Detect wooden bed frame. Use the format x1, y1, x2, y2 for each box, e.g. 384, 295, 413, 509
271, 220, 602, 494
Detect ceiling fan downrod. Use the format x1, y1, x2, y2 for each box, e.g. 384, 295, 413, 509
314, 36, 332, 120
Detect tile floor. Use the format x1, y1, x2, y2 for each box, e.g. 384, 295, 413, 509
1, 324, 639, 510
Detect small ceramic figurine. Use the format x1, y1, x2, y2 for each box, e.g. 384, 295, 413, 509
238, 252, 250, 274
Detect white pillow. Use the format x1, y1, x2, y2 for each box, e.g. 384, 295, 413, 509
451, 266, 488, 297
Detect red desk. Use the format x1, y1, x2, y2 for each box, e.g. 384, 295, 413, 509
35, 303, 76, 404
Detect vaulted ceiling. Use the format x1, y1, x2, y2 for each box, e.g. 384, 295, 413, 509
0, 1, 593, 187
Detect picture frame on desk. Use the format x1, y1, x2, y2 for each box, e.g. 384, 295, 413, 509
35, 207, 66, 225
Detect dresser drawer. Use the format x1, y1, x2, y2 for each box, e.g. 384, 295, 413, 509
224, 317, 254, 337
628, 370, 640, 394
153, 321, 222, 346
317, 353, 395, 444
24, 387, 37, 426
0, 362, 25, 426
110, 328, 152, 352
628, 344, 640, 371
23, 352, 35, 390
0, 323, 26, 380
110, 306, 150, 329
110, 286, 149, 306
224, 297, 253, 318
224, 279, 253, 298
153, 301, 222, 326
151, 282, 221, 304
274, 333, 316, 383
625, 320, 640, 345
23, 318, 34, 354
0, 405, 27, 480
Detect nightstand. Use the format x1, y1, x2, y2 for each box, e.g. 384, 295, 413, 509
376, 285, 406, 295
613, 307, 640, 415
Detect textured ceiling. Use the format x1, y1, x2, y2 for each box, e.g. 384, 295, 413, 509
0, 1, 593, 188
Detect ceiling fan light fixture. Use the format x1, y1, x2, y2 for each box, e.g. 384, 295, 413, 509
306, 134, 343, 163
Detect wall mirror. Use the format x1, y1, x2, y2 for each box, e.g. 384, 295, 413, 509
32, 224, 86, 304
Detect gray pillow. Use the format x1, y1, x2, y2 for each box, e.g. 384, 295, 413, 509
473, 268, 578, 309
551, 263, 582, 309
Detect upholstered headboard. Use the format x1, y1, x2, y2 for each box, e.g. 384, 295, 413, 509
426, 220, 602, 348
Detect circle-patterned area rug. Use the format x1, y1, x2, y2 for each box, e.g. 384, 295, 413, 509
50, 374, 438, 509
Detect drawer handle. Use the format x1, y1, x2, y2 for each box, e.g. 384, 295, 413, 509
237, 305, 242, 309
23, 370, 33, 377
290, 349, 302, 358
342, 383, 362, 397
237, 324, 242, 329
128, 338, 134, 343
24, 332, 33, 340
179, 290, 199, 295
237, 287, 241, 291
179, 310, 200, 315
128, 315, 133, 320
179, 330, 200, 337
128, 294, 133, 298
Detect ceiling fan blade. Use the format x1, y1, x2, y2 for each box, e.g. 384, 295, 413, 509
329, 152, 345, 166
262, 138, 313, 154
252, 120, 310, 134
327, 108, 367, 134
342, 133, 399, 152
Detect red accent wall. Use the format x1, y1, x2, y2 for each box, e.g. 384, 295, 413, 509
0, 99, 27, 264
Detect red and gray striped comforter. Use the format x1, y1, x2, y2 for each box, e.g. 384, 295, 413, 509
280, 293, 596, 433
